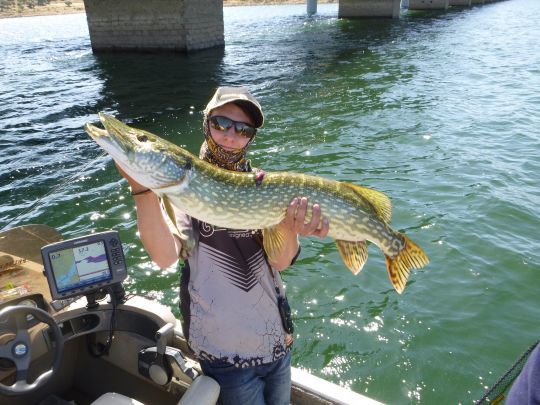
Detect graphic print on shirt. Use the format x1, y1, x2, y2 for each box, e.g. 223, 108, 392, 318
183, 219, 289, 366
199, 243, 266, 292
199, 221, 255, 240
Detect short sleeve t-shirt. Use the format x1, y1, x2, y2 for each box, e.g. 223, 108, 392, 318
174, 210, 290, 368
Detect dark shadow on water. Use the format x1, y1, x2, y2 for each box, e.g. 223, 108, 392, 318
89, 47, 227, 151
280, 16, 427, 81
92, 47, 226, 120
334, 17, 402, 43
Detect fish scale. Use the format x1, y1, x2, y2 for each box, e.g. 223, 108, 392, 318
85, 113, 429, 294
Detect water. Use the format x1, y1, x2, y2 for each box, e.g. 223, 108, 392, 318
1, 1, 539, 403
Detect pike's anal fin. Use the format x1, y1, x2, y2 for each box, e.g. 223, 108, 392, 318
262, 226, 287, 264
384, 234, 429, 294
335, 240, 369, 275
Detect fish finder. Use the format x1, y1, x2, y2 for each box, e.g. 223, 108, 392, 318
41, 230, 127, 302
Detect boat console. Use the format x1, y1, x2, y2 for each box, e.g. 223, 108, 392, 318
0, 228, 219, 405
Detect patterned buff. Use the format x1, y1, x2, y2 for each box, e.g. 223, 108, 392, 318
199, 114, 254, 172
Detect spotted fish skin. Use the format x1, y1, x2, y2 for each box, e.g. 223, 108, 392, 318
171, 169, 395, 248
85, 113, 429, 293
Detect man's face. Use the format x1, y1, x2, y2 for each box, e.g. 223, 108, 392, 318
208, 103, 255, 151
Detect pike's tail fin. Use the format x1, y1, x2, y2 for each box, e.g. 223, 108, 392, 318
385, 234, 429, 294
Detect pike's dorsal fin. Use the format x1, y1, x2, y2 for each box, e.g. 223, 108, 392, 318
343, 183, 392, 223
335, 240, 369, 275
262, 226, 287, 264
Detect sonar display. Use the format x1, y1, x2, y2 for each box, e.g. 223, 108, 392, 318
49, 241, 111, 292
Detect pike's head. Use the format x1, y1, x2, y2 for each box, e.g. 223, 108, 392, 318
85, 112, 193, 191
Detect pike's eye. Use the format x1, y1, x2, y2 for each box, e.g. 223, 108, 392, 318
137, 135, 149, 142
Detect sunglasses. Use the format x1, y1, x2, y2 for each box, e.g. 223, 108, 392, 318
209, 115, 257, 139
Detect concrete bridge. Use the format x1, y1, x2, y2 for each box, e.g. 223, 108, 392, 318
83, 0, 499, 52
406, 0, 498, 10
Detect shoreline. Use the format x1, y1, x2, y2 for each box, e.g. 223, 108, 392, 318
0, 0, 336, 19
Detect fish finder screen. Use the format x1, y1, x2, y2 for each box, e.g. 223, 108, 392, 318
48, 241, 112, 293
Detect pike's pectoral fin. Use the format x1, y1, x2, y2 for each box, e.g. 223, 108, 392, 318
262, 226, 287, 264
335, 240, 369, 275
385, 234, 429, 294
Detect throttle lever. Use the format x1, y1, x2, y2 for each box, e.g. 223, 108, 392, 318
138, 323, 198, 385
156, 323, 174, 355
148, 323, 174, 385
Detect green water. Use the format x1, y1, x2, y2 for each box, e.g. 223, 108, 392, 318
1, 2, 539, 403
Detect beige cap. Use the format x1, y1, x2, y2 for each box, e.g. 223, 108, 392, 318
205, 86, 264, 128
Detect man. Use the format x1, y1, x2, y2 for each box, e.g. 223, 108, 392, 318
118, 86, 329, 404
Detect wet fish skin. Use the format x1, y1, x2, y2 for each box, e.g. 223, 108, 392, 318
85, 113, 429, 293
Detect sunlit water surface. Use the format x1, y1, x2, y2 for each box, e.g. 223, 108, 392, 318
1, 1, 539, 403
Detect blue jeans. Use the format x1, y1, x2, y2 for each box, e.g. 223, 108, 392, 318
200, 352, 291, 405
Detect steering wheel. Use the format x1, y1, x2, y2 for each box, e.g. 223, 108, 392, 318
0, 305, 63, 395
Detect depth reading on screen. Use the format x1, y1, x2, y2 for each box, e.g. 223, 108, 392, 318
49, 241, 112, 293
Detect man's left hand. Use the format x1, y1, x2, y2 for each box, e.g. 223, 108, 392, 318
280, 197, 330, 239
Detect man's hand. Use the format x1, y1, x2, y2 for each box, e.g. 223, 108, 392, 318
269, 197, 329, 272
280, 197, 330, 239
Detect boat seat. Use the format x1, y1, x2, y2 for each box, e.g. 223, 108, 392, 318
91, 375, 220, 405
91, 392, 144, 405
178, 375, 220, 405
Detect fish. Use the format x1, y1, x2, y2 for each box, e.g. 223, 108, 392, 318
85, 113, 429, 294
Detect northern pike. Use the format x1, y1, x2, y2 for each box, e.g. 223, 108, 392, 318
85, 113, 429, 293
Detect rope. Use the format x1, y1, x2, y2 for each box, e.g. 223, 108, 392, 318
476, 340, 540, 404
1, 151, 107, 232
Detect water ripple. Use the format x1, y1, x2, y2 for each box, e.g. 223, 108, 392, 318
1, 2, 540, 403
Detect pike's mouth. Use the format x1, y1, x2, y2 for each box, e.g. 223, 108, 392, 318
85, 123, 132, 160
84, 123, 108, 139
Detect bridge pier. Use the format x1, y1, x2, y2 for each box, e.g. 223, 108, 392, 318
83, 0, 224, 52
307, 0, 317, 15
338, 0, 401, 18
449, 0, 472, 5
408, 0, 449, 9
